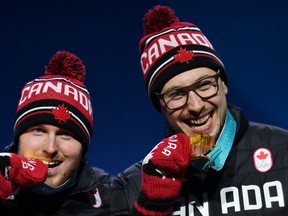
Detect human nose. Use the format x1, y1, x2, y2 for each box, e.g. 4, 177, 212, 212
186, 91, 205, 112
42, 134, 58, 154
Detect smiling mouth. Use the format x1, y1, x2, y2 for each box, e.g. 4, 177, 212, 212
39, 160, 62, 168
23, 152, 63, 169
182, 112, 214, 134
190, 114, 210, 126
186, 112, 211, 128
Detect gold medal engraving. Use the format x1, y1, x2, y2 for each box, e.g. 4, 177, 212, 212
190, 134, 215, 159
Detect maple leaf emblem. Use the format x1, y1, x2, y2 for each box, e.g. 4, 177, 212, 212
174, 47, 194, 63
52, 103, 71, 123
256, 151, 268, 160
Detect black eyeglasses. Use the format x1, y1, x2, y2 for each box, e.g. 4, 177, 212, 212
156, 70, 220, 110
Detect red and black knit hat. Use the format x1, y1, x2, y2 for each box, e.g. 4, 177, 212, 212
139, 5, 227, 112
13, 50, 93, 154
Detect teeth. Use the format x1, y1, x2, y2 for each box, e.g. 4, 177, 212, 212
40, 160, 61, 167
42, 161, 49, 165
48, 161, 59, 166
191, 115, 210, 125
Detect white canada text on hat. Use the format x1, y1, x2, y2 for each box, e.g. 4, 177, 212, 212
18, 79, 92, 116
141, 27, 214, 77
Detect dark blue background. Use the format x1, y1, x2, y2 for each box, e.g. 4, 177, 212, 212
1, 0, 288, 175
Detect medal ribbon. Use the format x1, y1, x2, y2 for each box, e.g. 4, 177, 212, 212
191, 109, 236, 170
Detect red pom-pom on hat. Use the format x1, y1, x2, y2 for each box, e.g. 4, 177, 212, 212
143, 5, 179, 36
45, 50, 86, 82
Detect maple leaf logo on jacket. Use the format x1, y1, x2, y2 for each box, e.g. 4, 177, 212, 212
256, 151, 268, 160
253, 148, 273, 173
174, 47, 194, 63
52, 103, 71, 123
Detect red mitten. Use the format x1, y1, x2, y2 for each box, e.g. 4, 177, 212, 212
0, 153, 47, 187
132, 133, 191, 216
0, 166, 18, 201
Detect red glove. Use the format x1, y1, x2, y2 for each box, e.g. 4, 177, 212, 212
0, 153, 48, 201
132, 133, 191, 216
0, 170, 17, 201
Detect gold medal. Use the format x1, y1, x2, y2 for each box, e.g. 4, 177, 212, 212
190, 134, 215, 159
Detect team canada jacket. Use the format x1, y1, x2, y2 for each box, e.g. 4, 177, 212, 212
115, 104, 288, 215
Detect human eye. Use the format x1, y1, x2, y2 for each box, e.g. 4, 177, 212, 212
196, 77, 215, 90
165, 88, 186, 100
31, 127, 45, 135
57, 130, 75, 140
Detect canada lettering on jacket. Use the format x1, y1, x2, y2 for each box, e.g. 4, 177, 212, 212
19, 81, 92, 115
141, 31, 214, 76
172, 180, 284, 215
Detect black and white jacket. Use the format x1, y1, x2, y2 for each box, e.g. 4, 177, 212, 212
116, 104, 288, 215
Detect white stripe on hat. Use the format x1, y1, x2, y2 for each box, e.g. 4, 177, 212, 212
14, 106, 91, 139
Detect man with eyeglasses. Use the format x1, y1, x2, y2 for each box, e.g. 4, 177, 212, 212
155, 70, 221, 110
113, 5, 288, 216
